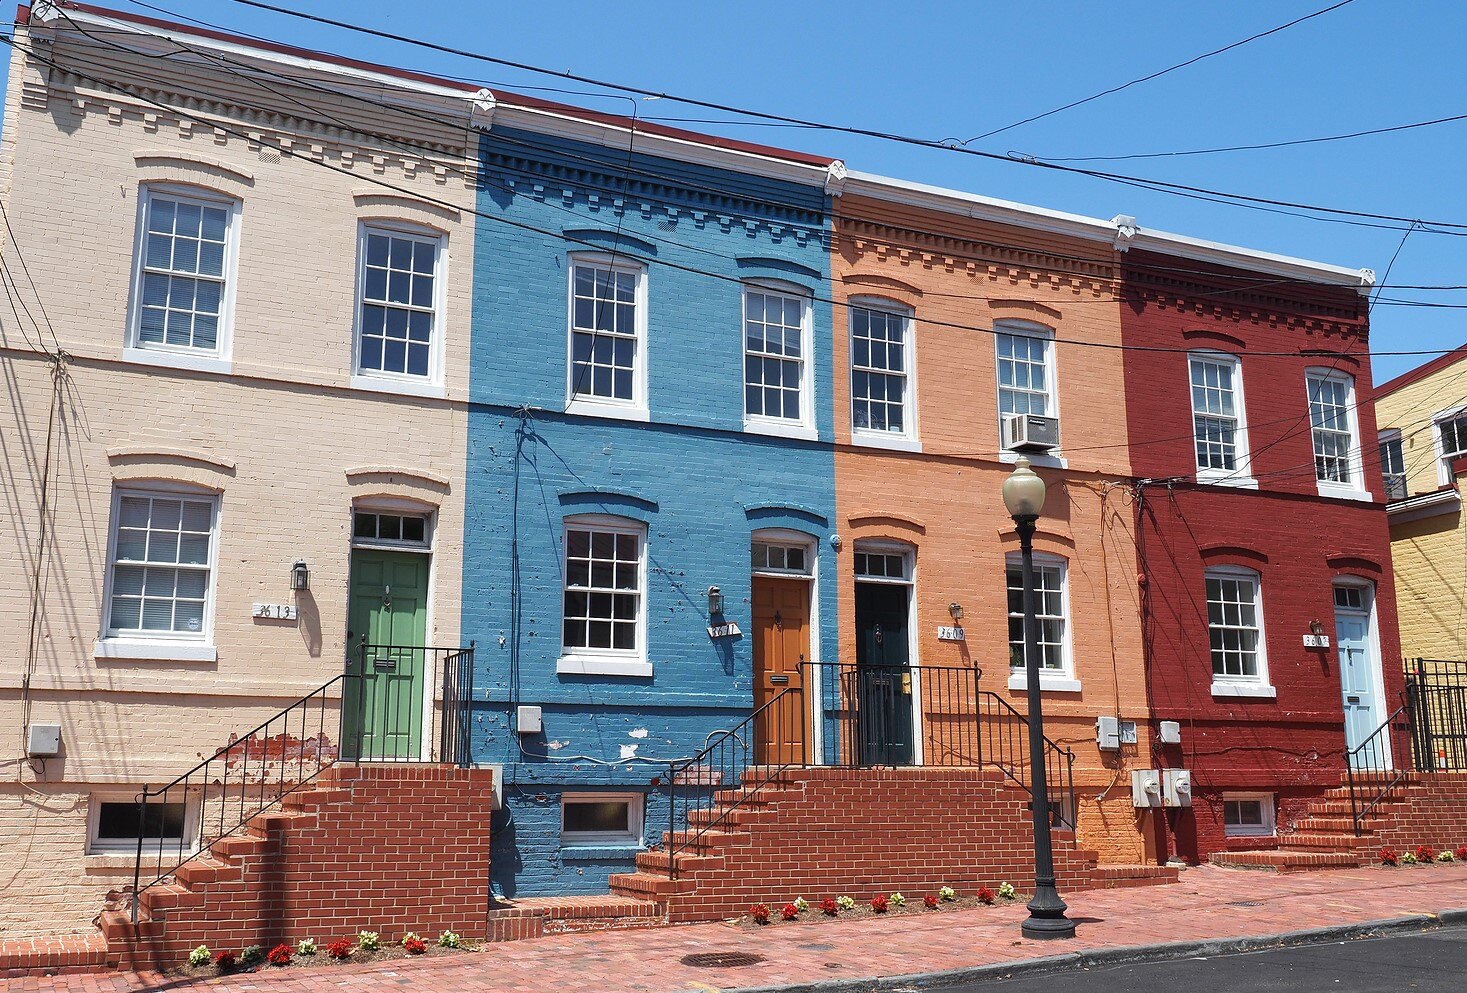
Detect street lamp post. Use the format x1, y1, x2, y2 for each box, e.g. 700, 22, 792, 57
1002, 456, 1076, 941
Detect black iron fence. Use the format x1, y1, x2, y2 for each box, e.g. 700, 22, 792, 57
128, 643, 475, 920
1407, 658, 1467, 772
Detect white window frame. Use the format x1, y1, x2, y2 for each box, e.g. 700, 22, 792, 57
124, 184, 240, 375
560, 792, 644, 848
742, 281, 816, 440
1205, 565, 1275, 698
1221, 792, 1276, 838
849, 298, 920, 452
557, 514, 650, 677
1306, 368, 1367, 501
1004, 552, 1081, 693
350, 221, 447, 398
994, 320, 1059, 443
87, 792, 199, 856
1433, 405, 1467, 487
751, 536, 815, 578
95, 485, 221, 663
564, 253, 649, 422
351, 508, 434, 551
1188, 351, 1255, 488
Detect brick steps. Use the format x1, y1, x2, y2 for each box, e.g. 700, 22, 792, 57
1093, 864, 1181, 888
0, 931, 111, 979
486, 895, 667, 941
1210, 849, 1362, 872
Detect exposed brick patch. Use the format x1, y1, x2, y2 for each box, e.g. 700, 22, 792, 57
101, 764, 494, 970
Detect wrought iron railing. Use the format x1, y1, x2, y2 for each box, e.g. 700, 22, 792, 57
664, 685, 804, 879
1345, 701, 1410, 836
806, 662, 984, 768
1407, 658, 1467, 772
978, 688, 1077, 828
128, 642, 475, 920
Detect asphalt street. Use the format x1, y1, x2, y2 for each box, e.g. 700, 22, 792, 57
969, 928, 1467, 991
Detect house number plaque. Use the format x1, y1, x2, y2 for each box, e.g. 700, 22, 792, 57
253, 603, 298, 621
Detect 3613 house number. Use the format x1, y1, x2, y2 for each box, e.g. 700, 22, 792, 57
252, 603, 298, 621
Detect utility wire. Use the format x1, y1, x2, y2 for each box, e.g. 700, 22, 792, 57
207, 0, 1467, 234
957, 1, 1359, 144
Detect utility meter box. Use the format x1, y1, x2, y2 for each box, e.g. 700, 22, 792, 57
1158, 720, 1182, 745
1162, 768, 1193, 807
1096, 716, 1121, 751
516, 705, 543, 735
1131, 769, 1163, 808
26, 723, 61, 757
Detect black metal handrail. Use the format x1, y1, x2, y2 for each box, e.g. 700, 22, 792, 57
978, 689, 1077, 828
1345, 702, 1410, 836
129, 642, 475, 921
664, 685, 803, 879
1407, 658, 1467, 772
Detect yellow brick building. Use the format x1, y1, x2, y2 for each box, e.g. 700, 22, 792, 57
1374, 345, 1467, 663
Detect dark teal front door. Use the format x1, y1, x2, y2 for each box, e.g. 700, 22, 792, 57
854, 581, 915, 766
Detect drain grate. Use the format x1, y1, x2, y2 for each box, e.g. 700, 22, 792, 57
1227, 900, 1263, 907
681, 952, 767, 969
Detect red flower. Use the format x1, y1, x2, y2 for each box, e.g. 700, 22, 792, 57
1417, 845, 1436, 861
1456, 846, 1467, 861
820, 898, 839, 916
266, 944, 291, 967
780, 903, 799, 921
1380, 847, 1398, 865
870, 895, 889, 913
750, 903, 771, 924
978, 886, 996, 905
923, 894, 939, 909
326, 938, 353, 960
404, 937, 427, 955
213, 950, 236, 971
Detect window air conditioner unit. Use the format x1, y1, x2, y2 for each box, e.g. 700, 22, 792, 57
1003, 413, 1059, 453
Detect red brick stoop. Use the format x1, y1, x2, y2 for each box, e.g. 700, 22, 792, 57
97, 764, 495, 972
0, 932, 110, 979
485, 895, 666, 942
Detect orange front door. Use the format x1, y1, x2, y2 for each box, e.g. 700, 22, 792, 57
751, 576, 811, 765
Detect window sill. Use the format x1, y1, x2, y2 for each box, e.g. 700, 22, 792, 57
850, 431, 922, 454
557, 654, 653, 678
1315, 484, 1374, 503
560, 843, 643, 860
350, 374, 446, 400
121, 345, 232, 376
1008, 672, 1083, 694
1195, 472, 1259, 490
564, 399, 650, 423
1211, 681, 1277, 699
85, 850, 193, 868
744, 418, 818, 442
999, 450, 1067, 469
94, 639, 218, 663
1223, 830, 1276, 840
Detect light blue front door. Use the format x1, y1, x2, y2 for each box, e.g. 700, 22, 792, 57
1336, 592, 1386, 770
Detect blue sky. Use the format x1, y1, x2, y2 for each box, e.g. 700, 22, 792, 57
14, 1, 1465, 380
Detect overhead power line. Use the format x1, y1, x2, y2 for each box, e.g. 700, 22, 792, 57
206, 0, 1467, 235
956, 0, 1358, 145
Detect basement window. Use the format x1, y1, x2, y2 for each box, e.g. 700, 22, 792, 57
561, 793, 642, 847
1222, 793, 1275, 838
88, 796, 193, 855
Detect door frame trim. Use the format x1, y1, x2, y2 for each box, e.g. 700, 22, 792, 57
1334, 577, 1390, 769
851, 539, 923, 766
751, 528, 820, 764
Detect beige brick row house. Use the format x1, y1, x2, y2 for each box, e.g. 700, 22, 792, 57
0, 4, 479, 937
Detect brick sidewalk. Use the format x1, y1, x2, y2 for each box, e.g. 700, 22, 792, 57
8, 864, 1467, 993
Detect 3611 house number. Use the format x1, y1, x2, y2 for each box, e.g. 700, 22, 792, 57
252, 603, 298, 621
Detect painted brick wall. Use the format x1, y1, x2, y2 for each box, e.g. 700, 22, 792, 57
463, 128, 837, 896
654, 767, 1099, 924
116, 765, 494, 968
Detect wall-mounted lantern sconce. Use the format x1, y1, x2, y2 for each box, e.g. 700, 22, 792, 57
291, 559, 310, 592
707, 585, 724, 616
948, 602, 964, 622
1309, 619, 1325, 637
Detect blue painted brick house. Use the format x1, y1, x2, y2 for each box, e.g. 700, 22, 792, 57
462, 119, 842, 896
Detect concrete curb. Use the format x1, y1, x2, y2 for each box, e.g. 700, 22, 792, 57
720, 912, 1465, 993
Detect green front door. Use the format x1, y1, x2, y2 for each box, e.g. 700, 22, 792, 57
343, 549, 430, 760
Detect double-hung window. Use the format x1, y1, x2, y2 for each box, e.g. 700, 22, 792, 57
996, 324, 1056, 419
104, 489, 218, 642
1437, 410, 1467, 485
1307, 370, 1362, 495
1205, 568, 1272, 695
1006, 555, 1076, 690
130, 187, 236, 362
1189, 353, 1249, 482
355, 225, 443, 386
567, 258, 646, 416
1378, 431, 1406, 501
850, 302, 916, 446
559, 517, 648, 676
744, 285, 812, 435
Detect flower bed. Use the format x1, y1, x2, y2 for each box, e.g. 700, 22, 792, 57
736, 886, 1020, 928
174, 932, 476, 977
